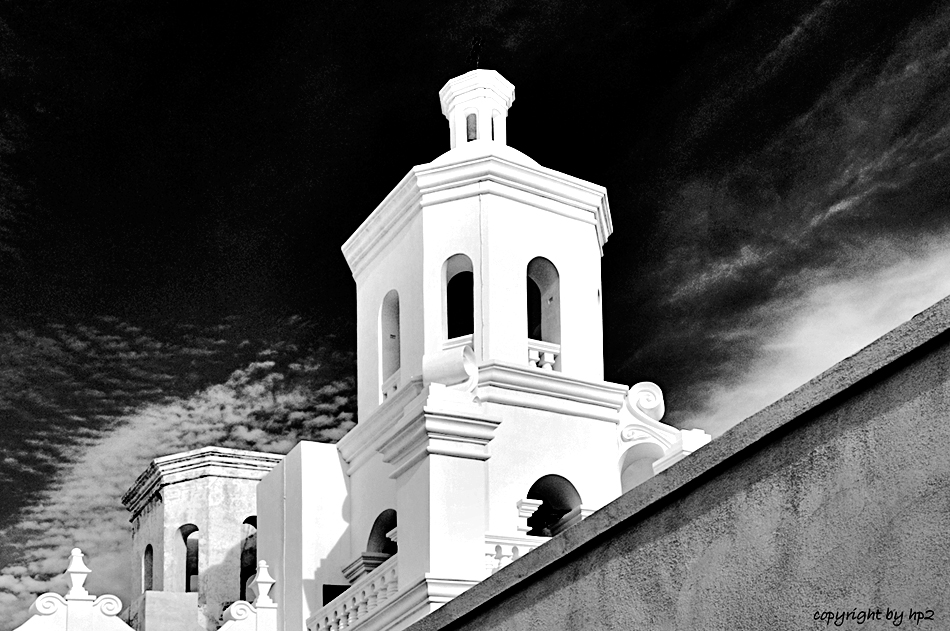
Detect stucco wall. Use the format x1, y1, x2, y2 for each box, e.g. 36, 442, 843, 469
411, 300, 950, 631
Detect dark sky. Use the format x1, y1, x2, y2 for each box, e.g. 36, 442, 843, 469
2, 0, 950, 625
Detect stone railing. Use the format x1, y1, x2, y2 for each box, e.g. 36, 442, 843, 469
484, 534, 547, 575
527, 339, 559, 370
381, 370, 400, 401
13, 548, 132, 631
308, 554, 398, 631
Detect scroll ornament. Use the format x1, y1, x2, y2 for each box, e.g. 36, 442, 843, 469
620, 382, 666, 442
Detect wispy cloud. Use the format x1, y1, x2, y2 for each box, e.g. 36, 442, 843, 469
0, 345, 354, 628
613, 5, 950, 432
692, 238, 950, 436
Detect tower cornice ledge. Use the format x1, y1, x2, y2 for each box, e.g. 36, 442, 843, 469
476, 361, 629, 422
121, 446, 283, 519
338, 363, 631, 477
341, 143, 612, 279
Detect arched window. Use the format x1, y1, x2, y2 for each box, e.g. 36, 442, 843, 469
526, 258, 560, 344
367, 509, 397, 556
444, 254, 474, 339
527, 278, 542, 340
525, 475, 581, 537
380, 290, 400, 400
239, 516, 257, 601
619, 443, 665, 494
142, 544, 153, 592
466, 113, 477, 141
179, 524, 200, 593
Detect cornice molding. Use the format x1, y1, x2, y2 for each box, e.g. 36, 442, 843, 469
121, 446, 283, 520
340, 365, 630, 475
337, 377, 426, 474
475, 361, 628, 423
438, 70, 515, 116
341, 149, 612, 279
380, 407, 501, 479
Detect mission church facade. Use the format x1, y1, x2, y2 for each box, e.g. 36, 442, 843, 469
13, 69, 709, 631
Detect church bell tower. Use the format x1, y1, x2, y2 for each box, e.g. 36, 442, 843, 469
344, 69, 612, 418
259, 69, 708, 631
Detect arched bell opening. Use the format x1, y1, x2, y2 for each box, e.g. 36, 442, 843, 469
525, 474, 582, 537
178, 524, 200, 593
466, 112, 478, 141
239, 516, 257, 601
379, 290, 401, 401
526, 257, 561, 370
444, 253, 474, 341
142, 544, 154, 592
367, 509, 397, 556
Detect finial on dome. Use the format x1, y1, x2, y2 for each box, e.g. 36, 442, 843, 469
438, 70, 515, 149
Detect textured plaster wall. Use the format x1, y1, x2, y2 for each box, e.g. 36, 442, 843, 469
156, 476, 258, 628
131, 495, 166, 592
412, 314, 950, 631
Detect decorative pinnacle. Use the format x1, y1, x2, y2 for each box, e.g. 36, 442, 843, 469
253, 560, 276, 606
65, 548, 92, 599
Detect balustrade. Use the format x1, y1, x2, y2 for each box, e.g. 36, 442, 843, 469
527, 339, 560, 371
483, 534, 546, 575
309, 555, 398, 631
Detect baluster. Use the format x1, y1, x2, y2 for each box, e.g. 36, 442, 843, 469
498, 545, 511, 570
540, 351, 555, 370
386, 568, 398, 598
357, 589, 368, 617
376, 574, 387, 605
366, 579, 379, 612
511, 545, 521, 562
528, 348, 541, 368
347, 596, 359, 626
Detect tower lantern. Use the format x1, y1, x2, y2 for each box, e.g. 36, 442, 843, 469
439, 69, 515, 148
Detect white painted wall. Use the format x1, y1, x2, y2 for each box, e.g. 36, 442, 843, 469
347, 451, 398, 557
257, 442, 349, 631
353, 214, 425, 418
483, 404, 621, 534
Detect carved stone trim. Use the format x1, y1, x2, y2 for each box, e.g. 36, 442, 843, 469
342, 146, 612, 278
342, 552, 393, 584
379, 407, 501, 479
122, 447, 283, 518
476, 361, 628, 422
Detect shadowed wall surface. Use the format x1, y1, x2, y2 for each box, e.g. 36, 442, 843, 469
409, 298, 950, 631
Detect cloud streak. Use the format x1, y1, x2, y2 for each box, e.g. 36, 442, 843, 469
0, 344, 355, 628
695, 237, 950, 435
609, 3, 950, 433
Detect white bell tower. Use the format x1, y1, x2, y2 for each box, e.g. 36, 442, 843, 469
344, 69, 613, 418
259, 69, 709, 631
